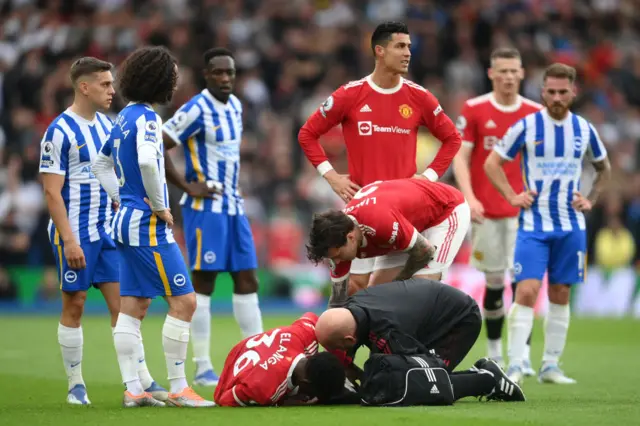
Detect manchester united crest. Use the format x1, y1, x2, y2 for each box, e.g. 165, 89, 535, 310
399, 104, 413, 119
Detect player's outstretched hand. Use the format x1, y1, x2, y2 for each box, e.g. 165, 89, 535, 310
509, 190, 537, 209
325, 172, 360, 203
468, 198, 485, 224
144, 197, 174, 227
64, 241, 86, 270
572, 191, 593, 212
187, 181, 222, 198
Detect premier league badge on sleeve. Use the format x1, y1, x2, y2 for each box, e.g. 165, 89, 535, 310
320, 95, 334, 118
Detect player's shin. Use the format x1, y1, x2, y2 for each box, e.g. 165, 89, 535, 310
542, 302, 570, 365
483, 272, 506, 360
507, 302, 534, 369
191, 293, 213, 373
58, 323, 85, 390
449, 370, 495, 400
232, 293, 263, 337
113, 313, 144, 395
162, 315, 191, 394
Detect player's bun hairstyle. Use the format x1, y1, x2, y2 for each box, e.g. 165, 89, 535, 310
69, 57, 113, 86
543, 63, 577, 83
370, 21, 409, 55
306, 210, 355, 264
203, 47, 234, 66
117, 46, 178, 105
305, 352, 346, 403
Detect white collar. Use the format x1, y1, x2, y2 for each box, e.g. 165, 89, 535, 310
287, 353, 306, 391
366, 74, 403, 94
489, 92, 522, 113
202, 88, 232, 107
126, 101, 154, 110
64, 108, 97, 125
542, 108, 572, 126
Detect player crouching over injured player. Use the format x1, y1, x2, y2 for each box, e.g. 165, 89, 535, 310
316, 278, 525, 406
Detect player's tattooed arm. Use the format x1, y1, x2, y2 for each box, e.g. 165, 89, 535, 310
587, 158, 611, 205
394, 234, 436, 281
328, 277, 349, 308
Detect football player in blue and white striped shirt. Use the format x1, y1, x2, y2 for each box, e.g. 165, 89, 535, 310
93, 46, 213, 408
40, 57, 166, 406
485, 63, 610, 386
162, 47, 263, 386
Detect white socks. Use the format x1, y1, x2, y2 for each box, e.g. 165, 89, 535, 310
542, 302, 570, 365
163, 315, 190, 394
232, 293, 263, 338
113, 314, 144, 395
507, 303, 534, 367
191, 294, 213, 375
487, 338, 502, 360
58, 323, 84, 390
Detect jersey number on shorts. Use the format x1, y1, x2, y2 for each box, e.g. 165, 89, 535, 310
113, 138, 126, 187
233, 328, 281, 377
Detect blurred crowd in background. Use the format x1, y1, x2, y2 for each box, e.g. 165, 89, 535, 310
0, 0, 639, 302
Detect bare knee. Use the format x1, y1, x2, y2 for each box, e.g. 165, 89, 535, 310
348, 274, 368, 295
192, 271, 216, 295
514, 279, 540, 307
233, 270, 259, 294
120, 296, 151, 321
167, 292, 197, 322
61, 291, 87, 327
548, 284, 571, 305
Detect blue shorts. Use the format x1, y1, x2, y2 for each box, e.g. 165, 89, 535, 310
52, 236, 119, 292
182, 208, 258, 272
513, 230, 587, 285
117, 242, 193, 298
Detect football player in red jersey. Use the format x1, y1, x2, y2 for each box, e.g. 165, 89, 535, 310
305, 179, 470, 307
298, 21, 461, 295
452, 48, 542, 372
214, 313, 346, 406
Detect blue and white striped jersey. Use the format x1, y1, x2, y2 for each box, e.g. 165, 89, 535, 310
101, 103, 174, 247
39, 109, 114, 244
163, 89, 245, 215
494, 109, 608, 233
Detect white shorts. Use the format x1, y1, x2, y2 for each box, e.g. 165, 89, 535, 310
371, 201, 471, 276
350, 257, 376, 275
470, 216, 518, 273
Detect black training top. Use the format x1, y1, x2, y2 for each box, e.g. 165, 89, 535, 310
343, 278, 478, 360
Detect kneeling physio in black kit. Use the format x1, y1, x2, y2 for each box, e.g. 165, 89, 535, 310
316, 278, 525, 406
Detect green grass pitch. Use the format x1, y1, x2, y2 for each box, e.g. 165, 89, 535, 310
1, 314, 638, 426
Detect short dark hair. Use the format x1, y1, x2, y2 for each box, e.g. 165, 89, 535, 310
117, 46, 178, 104
370, 21, 409, 55
490, 47, 521, 63
69, 57, 113, 86
305, 352, 346, 403
203, 47, 234, 66
543, 63, 576, 83
306, 210, 355, 264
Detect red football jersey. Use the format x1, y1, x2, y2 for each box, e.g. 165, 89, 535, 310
330, 179, 464, 280
457, 93, 542, 218
214, 313, 319, 407
298, 75, 461, 187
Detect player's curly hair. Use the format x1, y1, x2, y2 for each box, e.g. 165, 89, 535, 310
305, 352, 346, 403
306, 210, 355, 265
117, 46, 178, 104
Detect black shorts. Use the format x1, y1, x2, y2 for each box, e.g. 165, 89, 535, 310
427, 303, 481, 371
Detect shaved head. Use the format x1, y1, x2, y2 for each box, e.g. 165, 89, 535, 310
315, 308, 358, 351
